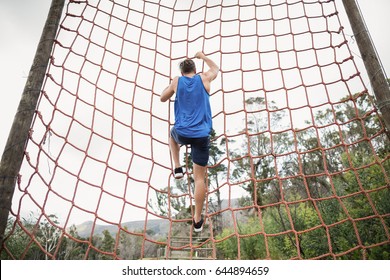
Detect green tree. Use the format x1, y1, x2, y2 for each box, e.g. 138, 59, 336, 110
117, 227, 143, 259
37, 214, 61, 260
99, 229, 116, 259
1, 212, 60, 260
227, 91, 390, 259
57, 224, 89, 259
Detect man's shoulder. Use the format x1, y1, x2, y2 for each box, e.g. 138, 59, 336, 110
171, 76, 180, 86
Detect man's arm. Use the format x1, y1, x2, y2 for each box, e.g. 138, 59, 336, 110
195, 52, 219, 82
160, 76, 179, 102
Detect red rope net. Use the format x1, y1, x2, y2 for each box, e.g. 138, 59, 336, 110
2, 0, 389, 260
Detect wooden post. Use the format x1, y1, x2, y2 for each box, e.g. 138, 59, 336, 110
0, 0, 65, 248
342, 0, 390, 132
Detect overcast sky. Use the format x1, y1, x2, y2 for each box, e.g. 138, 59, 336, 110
1, 0, 389, 155
0, 0, 389, 226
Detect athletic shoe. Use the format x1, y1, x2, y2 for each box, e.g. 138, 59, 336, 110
193, 216, 204, 232
174, 167, 184, 179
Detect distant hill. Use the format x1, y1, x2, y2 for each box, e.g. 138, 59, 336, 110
72, 198, 244, 238
73, 219, 170, 238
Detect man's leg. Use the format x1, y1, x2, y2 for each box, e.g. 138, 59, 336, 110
169, 136, 181, 169
193, 163, 207, 223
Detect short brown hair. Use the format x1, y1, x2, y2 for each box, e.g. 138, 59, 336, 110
179, 59, 196, 74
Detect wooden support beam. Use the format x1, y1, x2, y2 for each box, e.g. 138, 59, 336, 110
342, 0, 390, 132
0, 0, 65, 248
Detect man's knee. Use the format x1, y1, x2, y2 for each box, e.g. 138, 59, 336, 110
193, 163, 207, 179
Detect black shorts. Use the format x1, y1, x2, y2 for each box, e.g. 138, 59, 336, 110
170, 127, 210, 167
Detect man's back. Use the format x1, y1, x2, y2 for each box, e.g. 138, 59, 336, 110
174, 74, 212, 138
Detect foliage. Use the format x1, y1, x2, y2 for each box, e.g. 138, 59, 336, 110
1, 92, 389, 260
1, 214, 158, 260
216, 92, 390, 259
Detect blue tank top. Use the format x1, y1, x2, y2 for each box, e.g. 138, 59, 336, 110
174, 74, 212, 138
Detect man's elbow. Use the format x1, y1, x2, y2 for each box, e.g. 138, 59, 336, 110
211, 67, 220, 80
160, 90, 166, 102
214, 66, 220, 76
160, 94, 169, 102
161, 82, 176, 102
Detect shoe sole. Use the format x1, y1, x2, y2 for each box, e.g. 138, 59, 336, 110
194, 226, 203, 232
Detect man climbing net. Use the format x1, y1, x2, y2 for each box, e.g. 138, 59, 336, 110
1, 0, 389, 261
160, 51, 219, 232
